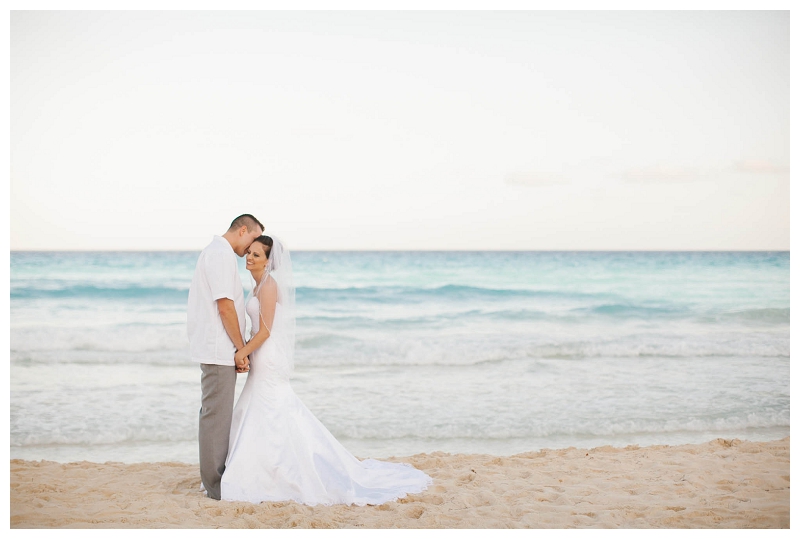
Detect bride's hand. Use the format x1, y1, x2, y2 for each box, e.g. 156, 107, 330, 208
235, 349, 250, 372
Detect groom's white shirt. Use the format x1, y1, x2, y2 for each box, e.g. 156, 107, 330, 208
187, 235, 246, 366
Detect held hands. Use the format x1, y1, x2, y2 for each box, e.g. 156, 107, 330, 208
235, 348, 250, 373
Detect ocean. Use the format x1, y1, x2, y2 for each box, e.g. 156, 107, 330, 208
9, 250, 789, 463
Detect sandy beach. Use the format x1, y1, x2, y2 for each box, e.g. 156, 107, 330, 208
10, 436, 788, 528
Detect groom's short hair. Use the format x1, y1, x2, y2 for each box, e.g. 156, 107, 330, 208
228, 214, 264, 234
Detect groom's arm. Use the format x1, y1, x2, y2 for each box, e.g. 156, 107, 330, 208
217, 298, 247, 369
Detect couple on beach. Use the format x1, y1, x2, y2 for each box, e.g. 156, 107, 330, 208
187, 215, 431, 505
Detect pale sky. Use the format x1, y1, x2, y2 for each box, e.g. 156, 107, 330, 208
10, 10, 790, 251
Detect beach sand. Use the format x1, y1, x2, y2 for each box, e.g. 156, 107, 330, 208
10, 437, 789, 528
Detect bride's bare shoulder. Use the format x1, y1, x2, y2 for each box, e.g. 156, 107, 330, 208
258, 276, 278, 299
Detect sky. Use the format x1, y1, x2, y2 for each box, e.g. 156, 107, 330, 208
9, 9, 790, 251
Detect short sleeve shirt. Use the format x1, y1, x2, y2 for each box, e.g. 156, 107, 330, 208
187, 236, 246, 365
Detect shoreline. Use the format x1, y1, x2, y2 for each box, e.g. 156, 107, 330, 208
11, 437, 789, 528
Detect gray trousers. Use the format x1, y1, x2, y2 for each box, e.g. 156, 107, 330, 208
199, 363, 237, 500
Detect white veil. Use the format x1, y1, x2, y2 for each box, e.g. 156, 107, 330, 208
252, 237, 296, 376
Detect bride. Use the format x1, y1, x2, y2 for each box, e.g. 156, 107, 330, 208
219, 236, 432, 505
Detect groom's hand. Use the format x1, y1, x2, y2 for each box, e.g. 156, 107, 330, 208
234, 349, 250, 373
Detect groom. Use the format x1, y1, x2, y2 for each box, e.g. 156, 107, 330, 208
187, 214, 264, 500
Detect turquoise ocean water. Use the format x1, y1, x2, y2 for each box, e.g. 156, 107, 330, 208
10, 250, 789, 463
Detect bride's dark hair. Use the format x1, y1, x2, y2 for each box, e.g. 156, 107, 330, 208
253, 235, 273, 257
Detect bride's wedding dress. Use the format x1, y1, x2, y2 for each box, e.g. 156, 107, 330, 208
220, 296, 432, 505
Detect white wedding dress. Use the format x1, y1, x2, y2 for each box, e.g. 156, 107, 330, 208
220, 296, 432, 505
